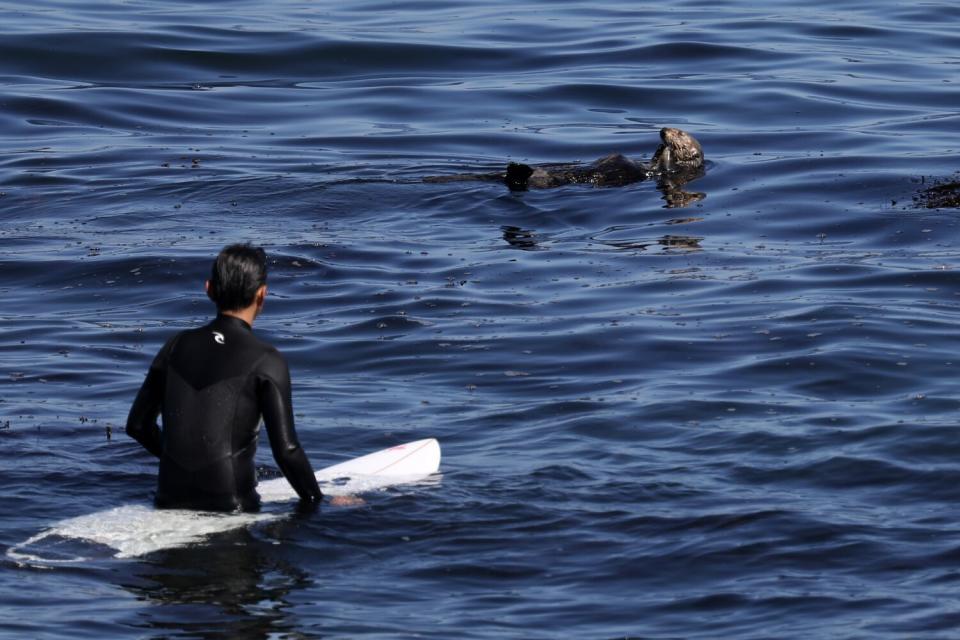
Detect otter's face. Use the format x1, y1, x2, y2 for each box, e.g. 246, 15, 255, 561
658, 127, 703, 170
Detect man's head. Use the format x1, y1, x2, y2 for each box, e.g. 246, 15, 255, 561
206, 243, 268, 313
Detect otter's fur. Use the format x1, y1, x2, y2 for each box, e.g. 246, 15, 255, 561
502, 127, 703, 190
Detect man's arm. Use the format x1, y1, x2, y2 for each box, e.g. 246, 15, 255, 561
126, 367, 165, 458
259, 353, 323, 503
126, 336, 178, 458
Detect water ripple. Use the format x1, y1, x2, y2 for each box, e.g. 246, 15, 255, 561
4, 1, 960, 638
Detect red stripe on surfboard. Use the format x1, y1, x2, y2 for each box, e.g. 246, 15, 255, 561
370, 439, 435, 475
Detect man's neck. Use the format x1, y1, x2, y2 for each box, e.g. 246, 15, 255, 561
221, 307, 257, 328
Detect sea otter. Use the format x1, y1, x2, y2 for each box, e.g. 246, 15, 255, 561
423, 127, 705, 194
505, 127, 704, 190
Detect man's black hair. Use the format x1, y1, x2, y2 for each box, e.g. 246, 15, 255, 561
207, 243, 268, 311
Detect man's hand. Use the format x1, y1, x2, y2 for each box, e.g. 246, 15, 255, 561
329, 494, 365, 507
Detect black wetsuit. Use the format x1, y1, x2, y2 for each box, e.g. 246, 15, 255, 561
126, 314, 322, 512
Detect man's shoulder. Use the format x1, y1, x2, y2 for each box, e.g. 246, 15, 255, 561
254, 341, 289, 386
242, 329, 286, 367
150, 328, 188, 367
257, 340, 286, 364
240, 327, 282, 357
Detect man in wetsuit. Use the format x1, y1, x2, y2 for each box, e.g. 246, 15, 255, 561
126, 243, 323, 512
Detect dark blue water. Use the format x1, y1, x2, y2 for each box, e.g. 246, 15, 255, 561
3, 0, 960, 637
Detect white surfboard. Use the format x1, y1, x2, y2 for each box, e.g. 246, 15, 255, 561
7, 438, 440, 564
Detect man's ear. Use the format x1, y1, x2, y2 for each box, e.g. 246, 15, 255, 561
205, 280, 214, 301
256, 285, 267, 307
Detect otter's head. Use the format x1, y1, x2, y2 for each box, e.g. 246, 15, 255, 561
651, 128, 704, 173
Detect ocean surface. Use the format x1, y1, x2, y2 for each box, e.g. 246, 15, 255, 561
2, 0, 960, 637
